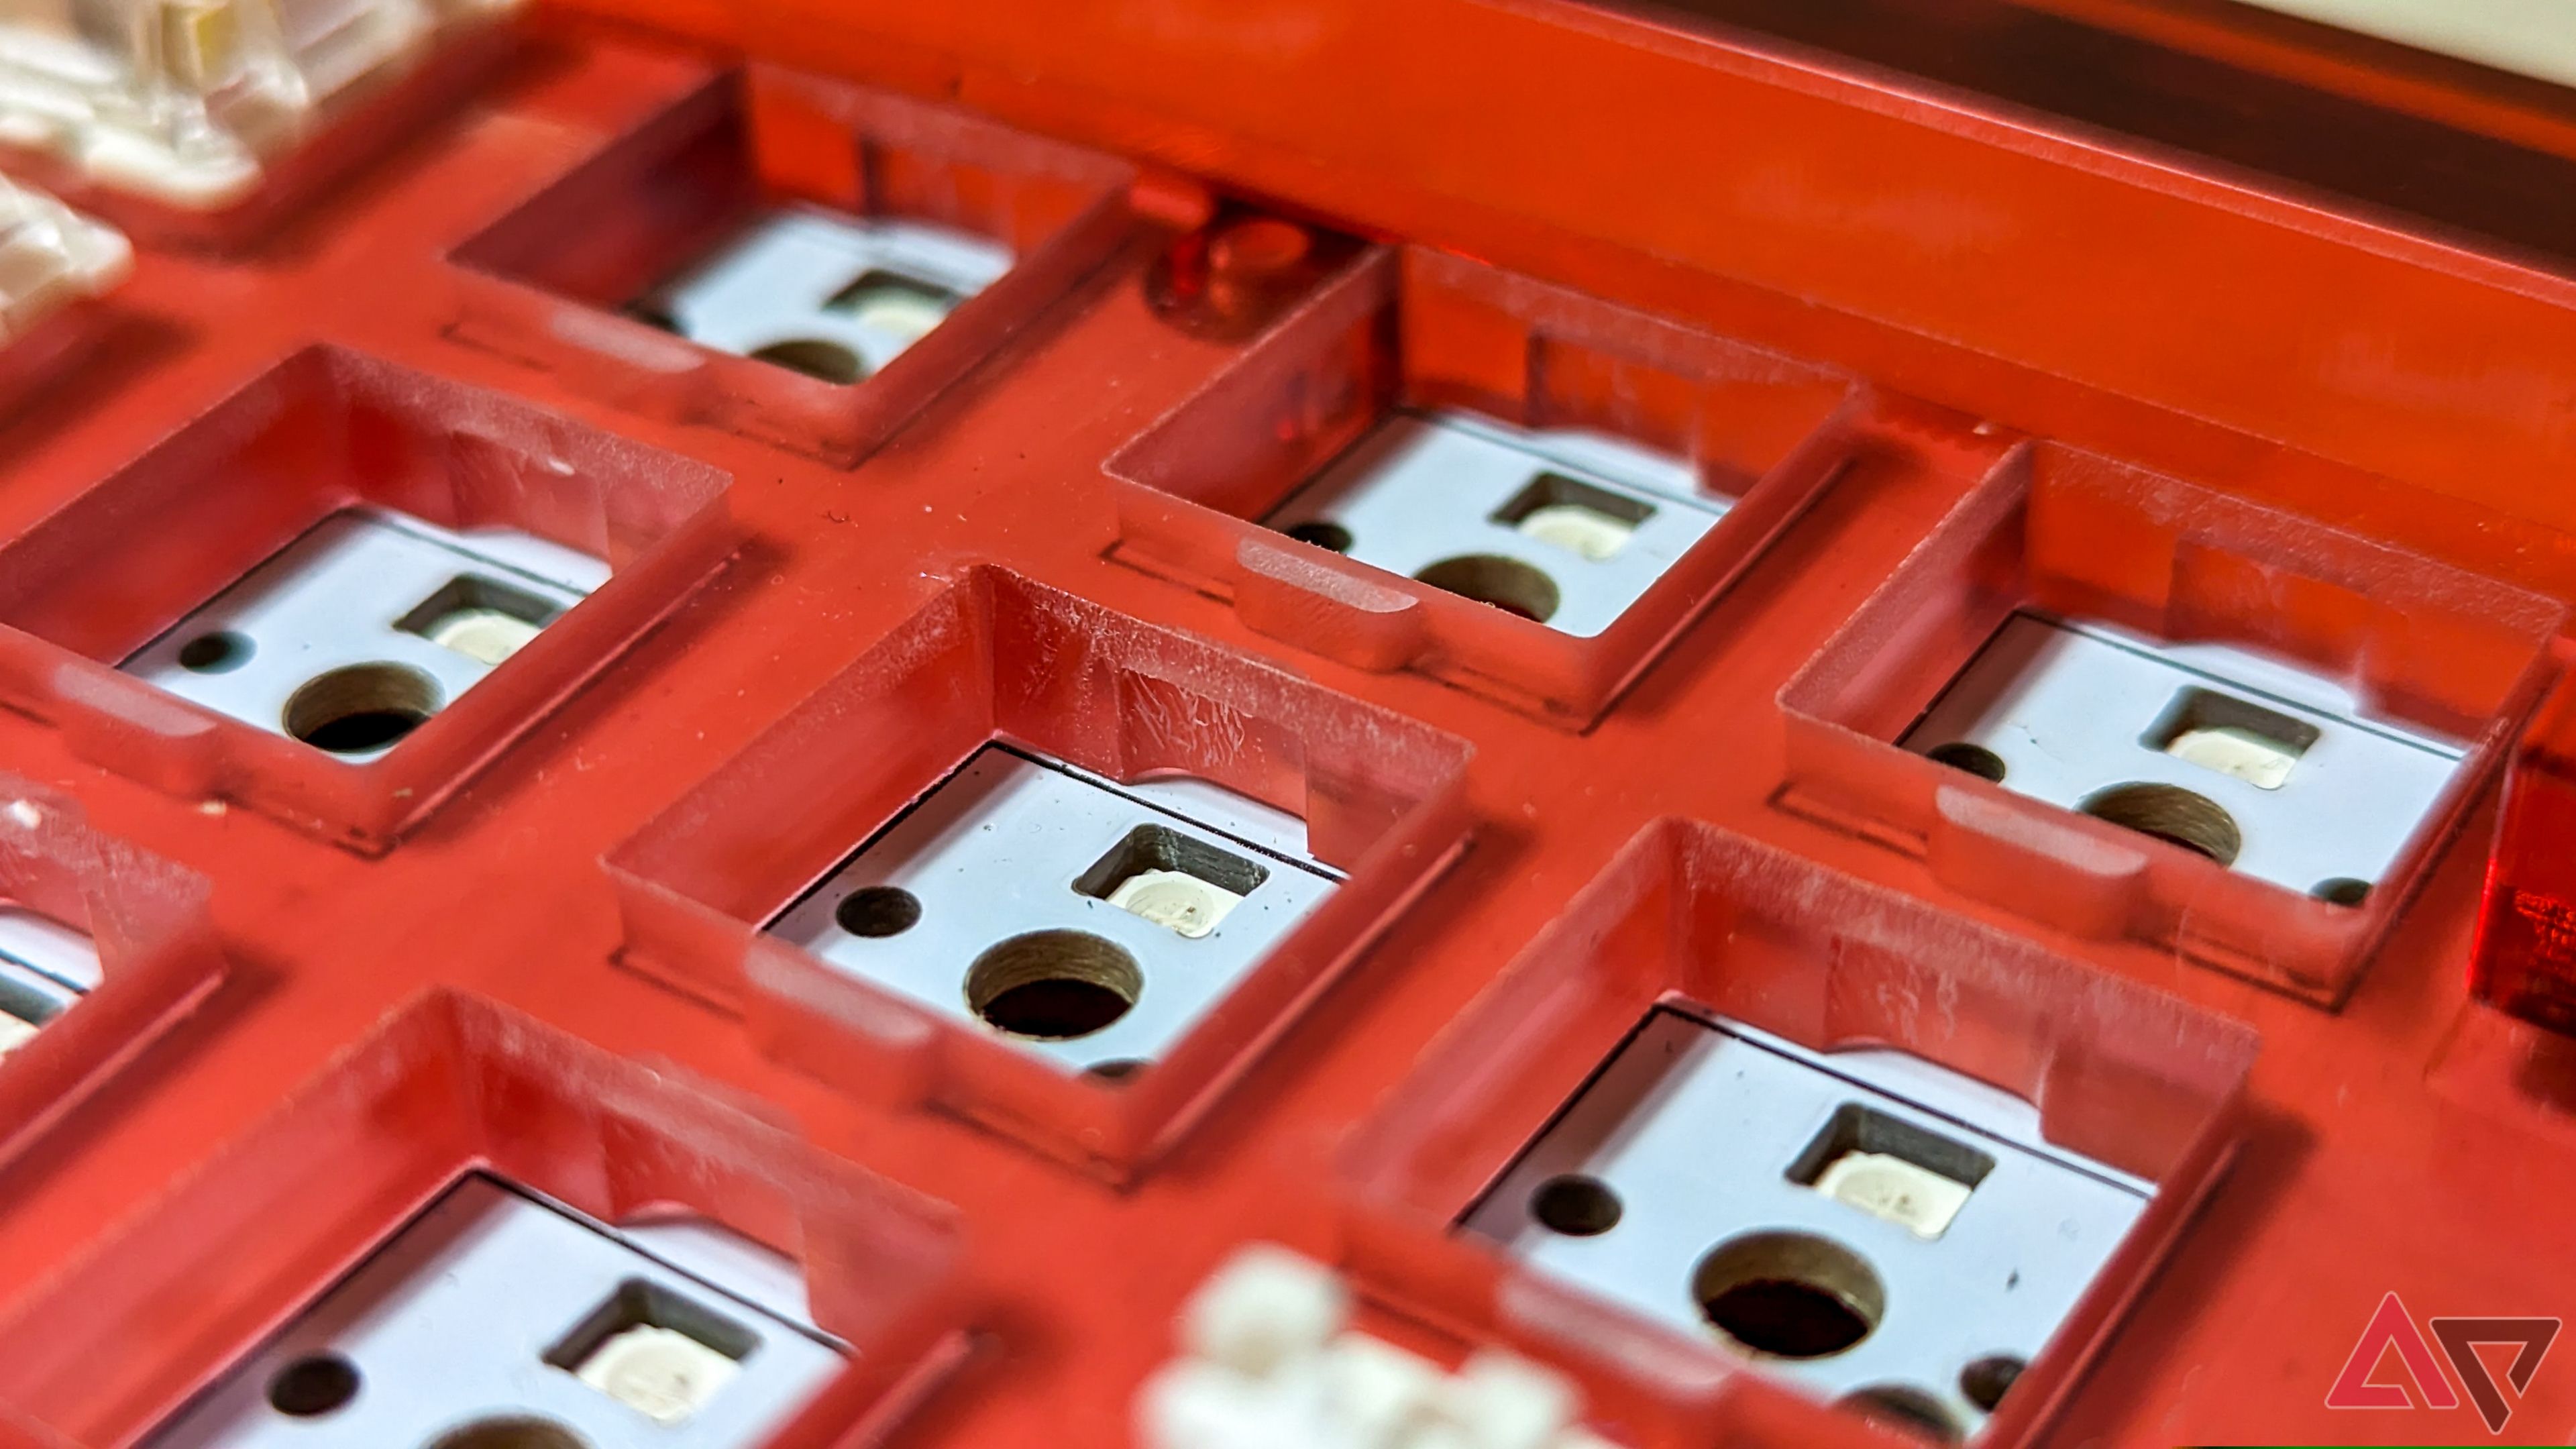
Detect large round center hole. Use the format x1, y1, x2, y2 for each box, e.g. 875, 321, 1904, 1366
748, 338, 865, 385
1691, 1230, 1886, 1359
1413, 554, 1561, 623
965, 930, 1142, 1040
2076, 782, 2242, 866
266, 1353, 360, 1417
282, 663, 441, 755
427, 1417, 590, 1449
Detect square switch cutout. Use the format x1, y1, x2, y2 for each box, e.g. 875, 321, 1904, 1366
1786, 1104, 1996, 1240
2146, 686, 2320, 791
1489, 470, 1658, 562
1073, 824, 1271, 938
545, 1278, 761, 1424
395, 574, 570, 668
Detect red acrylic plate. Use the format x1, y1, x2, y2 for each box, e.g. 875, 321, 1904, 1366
0, 989, 971, 1449
609, 566, 1474, 1176
0, 345, 735, 852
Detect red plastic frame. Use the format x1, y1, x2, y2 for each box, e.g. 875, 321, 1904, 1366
1108, 244, 1863, 729
1778, 439, 2563, 1003
451, 60, 1140, 466
0, 344, 736, 853
1336, 819, 2258, 1448
0, 299, 119, 426
607, 566, 1475, 1177
0, 6, 2567, 1443
0, 773, 224, 1171
2472, 665, 2576, 1031
0, 989, 971, 1449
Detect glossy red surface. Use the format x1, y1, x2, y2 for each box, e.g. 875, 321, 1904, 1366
1780, 440, 2560, 1002
1108, 245, 1862, 727
0, 8, 2569, 1448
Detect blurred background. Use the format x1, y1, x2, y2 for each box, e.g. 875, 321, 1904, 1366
1629, 0, 2576, 268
